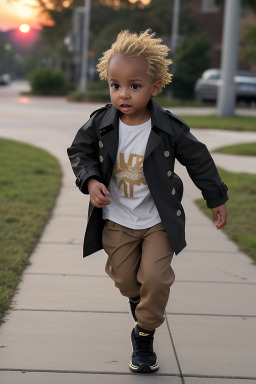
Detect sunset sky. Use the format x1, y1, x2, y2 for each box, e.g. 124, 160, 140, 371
0, 0, 41, 31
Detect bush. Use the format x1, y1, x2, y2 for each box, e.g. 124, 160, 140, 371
172, 33, 211, 99
67, 81, 110, 103
30, 67, 67, 95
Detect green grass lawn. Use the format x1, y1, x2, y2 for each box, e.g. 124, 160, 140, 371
155, 96, 213, 108
0, 139, 62, 322
178, 115, 256, 131
213, 142, 256, 156
196, 168, 256, 263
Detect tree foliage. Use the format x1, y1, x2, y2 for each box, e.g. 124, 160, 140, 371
241, 25, 256, 64
90, 0, 173, 59
215, 0, 256, 12
172, 33, 211, 99
40, 7, 73, 50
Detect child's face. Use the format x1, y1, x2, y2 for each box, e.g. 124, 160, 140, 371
107, 55, 162, 124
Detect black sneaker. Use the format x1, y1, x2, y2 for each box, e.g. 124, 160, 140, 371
128, 296, 140, 323
129, 324, 159, 373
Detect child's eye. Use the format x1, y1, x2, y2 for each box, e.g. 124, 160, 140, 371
111, 83, 119, 90
131, 84, 141, 90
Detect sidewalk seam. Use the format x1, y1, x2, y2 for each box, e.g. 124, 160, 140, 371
183, 373, 256, 380
165, 312, 185, 384
12, 308, 256, 318
0, 368, 181, 377
22, 273, 256, 284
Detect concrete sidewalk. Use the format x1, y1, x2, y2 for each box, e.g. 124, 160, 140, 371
0, 87, 256, 383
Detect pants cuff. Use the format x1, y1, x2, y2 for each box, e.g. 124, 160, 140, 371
137, 318, 163, 331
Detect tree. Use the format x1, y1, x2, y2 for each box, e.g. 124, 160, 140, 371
90, 0, 173, 59
38, 7, 73, 61
241, 26, 256, 65
215, 0, 256, 11
172, 33, 211, 99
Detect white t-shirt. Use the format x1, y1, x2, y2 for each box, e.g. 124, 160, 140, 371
102, 119, 161, 229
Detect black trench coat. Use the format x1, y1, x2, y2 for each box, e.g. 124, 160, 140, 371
67, 99, 228, 257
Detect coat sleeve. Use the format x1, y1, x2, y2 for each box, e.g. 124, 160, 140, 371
67, 115, 102, 194
173, 120, 228, 208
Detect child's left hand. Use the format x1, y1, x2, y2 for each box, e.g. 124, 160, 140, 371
211, 204, 228, 230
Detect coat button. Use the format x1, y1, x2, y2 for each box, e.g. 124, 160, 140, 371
177, 210, 182, 217
167, 170, 172, 177
172, 187, 176, 195
164, 151, 170, 157
99, 156, 104, 162
99, 141, 103, 148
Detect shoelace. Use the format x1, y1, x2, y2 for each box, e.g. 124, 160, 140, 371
132, 333, 154, 356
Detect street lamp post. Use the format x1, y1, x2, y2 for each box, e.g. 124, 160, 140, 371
217, 0, 241, 117
79, 0, 91, 94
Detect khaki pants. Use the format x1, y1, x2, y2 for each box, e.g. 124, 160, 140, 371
102, 220, 175, 331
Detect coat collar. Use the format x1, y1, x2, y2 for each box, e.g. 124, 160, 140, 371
150, 99, 174, 136
99, 104, 119, 135
99, 99, 174, 136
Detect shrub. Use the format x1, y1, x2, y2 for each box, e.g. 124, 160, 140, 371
67, 81, 110, 103
30, 67, 67, 95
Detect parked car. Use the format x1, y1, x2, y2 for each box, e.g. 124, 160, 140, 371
0, 73, 11, 85
194, 69, 256, 103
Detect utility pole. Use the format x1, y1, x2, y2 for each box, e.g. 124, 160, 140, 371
79, 0, 91, 94
217, 0, 241, 117
170, 0, 180, 53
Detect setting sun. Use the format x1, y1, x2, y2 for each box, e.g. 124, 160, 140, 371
0, 0, 40, 31
19, 23, 31, 33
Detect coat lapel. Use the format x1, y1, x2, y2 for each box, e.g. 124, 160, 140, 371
144, 130, 161, 160
99, 105, 119, 166
144, 99, 174, 160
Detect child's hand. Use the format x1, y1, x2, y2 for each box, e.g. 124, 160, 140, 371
211, 204, 227, 230
87, 179, 111, 208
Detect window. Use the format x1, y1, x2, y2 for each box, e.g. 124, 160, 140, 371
208, 74, 220, 80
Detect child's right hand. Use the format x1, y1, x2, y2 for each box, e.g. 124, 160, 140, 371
87, 179, 111, 208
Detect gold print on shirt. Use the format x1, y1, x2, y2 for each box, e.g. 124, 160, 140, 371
113, 153, 147, 197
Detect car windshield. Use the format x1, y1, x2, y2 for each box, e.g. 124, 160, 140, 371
208, 74, 220, 80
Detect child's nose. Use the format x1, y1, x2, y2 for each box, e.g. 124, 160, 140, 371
120, 88, 130, 99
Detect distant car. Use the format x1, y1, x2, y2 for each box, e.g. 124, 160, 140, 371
0, 74, 11, 85
194, 69, 256, 103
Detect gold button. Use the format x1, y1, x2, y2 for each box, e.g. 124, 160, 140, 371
177, 210, 182, 217
164, 151, 170, 157
99, 141, 103, 148
167, 170, 172, 177
172, 187, 176, 195
99, 156, 104, 163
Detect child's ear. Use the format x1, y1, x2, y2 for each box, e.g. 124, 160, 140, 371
151, 80, 163, 97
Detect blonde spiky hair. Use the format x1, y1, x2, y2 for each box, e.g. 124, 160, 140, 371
97, 29, 173, 87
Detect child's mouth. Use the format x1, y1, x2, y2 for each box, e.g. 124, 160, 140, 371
120, 104, 131, 111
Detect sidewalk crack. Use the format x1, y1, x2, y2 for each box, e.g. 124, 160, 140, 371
165, 312, 185, 384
